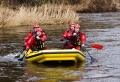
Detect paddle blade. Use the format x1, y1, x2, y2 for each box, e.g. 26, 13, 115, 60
14, 55, 20, 58
18, 55, 25, 61
90, 56, 98, 63
90, 44, 103, 50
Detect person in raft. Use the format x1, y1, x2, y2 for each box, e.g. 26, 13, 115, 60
23, 24, 44, 50
60, 24, 86, 50
60, 22, 75, 47
23, 27, 50, 54
68, 22, 76, 31
61, 22, 75, 39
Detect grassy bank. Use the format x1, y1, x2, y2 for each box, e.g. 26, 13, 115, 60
74, 0, 120, 13
0, 4, 79, 27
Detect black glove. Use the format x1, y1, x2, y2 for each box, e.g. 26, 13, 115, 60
60, 38, 64, 41
22, 45, 26, 50
60, 39, 69, 42
65, 39, 69, 42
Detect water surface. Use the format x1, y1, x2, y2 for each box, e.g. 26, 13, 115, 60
0, 12, 120, 82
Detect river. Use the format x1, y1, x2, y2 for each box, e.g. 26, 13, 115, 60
0, 12, 120, 82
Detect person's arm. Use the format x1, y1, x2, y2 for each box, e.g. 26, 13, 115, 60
25, 36, 34, 51
40, 32, 47, 42
80, 32, 86, 46
61, 30, 68, 40
24, 32, 33, 45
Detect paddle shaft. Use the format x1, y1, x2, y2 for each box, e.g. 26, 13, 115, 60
18, 44, 43, 61
83, 47, 98, 63
18, 54, 25, 61
14, 50, 24, 58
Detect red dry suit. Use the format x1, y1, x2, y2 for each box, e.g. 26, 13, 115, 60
61, 29, 73, 40
61, 30, 86, 50
24, 31, 35, 46
25, 31, 47, 51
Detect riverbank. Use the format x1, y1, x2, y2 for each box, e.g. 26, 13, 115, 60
0, 4, 79, 27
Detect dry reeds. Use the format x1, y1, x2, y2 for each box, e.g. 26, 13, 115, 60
0, 4, 79, 27
72, 0, 120, 13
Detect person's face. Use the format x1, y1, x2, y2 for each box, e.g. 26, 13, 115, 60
74, 28, 79, 32
36, 31, 41, 36
70, 25, 75, 30
34, 27, 39, 32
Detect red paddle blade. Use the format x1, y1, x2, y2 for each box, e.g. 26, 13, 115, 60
90, 44, 103, 50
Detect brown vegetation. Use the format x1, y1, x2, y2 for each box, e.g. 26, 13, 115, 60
75, 0, 120, 13
0, 0, 120, 27
0, 4, 79, 27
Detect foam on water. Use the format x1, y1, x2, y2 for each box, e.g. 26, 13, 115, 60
0, 53, 25, 64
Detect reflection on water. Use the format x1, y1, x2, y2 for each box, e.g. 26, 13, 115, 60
0, 12, 120, 82
22, 62, 85, 82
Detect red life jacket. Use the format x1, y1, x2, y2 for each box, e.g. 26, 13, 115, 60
31, 37, 44, 50
69, 31, 86, 45
26, 31, 47, 51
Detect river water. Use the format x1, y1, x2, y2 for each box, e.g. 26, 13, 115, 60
0, 12, 120, 82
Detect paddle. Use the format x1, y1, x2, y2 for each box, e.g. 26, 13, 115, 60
85, 43, 103, 50
84, 47, 98, 63
18, 41, 44, 61
14, 45, 26, 59
60, 38, 103, 63
18, 54, 25, 61
61, 39, 103, 49
14, 50, 23, 58
17, 50, 27, 61
84, 43, 103, 63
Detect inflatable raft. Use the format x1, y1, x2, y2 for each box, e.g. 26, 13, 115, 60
25, 48, 86, 63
